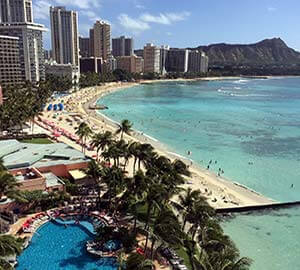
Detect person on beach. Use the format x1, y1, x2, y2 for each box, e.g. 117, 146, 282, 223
207, 165, 210, 170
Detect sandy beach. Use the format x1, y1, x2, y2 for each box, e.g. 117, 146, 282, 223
40, 78, 275, 209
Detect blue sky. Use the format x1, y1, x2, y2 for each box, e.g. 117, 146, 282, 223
33, 0, 300, 51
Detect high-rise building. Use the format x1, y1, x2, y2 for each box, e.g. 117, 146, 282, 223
90, 20, 111, 61
0, 0, 46, 83
0, 35, 22, 86
0, 23, 46, 82
0, 0, 33, 23
79, 36, 90, 57
50, 6, 79, 67
112, 36, 133, 57
200, 51, 209, 73
160, 45, 169, 75
116, 55, 143, 74
80, 57, 103, 74
143, 43, 160, 73
166, 48, 189, 73
188, 50, 209, 73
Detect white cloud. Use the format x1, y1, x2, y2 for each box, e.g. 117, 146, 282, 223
33, 0, 101, 20
267, 7, 277, 12
80, 10, 100, 22
33, 0, 51, 20
118, 14, 150, 32
135, 4, 145, 9
54, 0, 100, 9
140, 11, 190, 25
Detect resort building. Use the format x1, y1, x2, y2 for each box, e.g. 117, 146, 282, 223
188, 50, 209, 73
143, 43, 160, 73
50, 6, 79, 67
165, 48, 189, 73
89, 20, 111, 61
0, 35, 22, 86
45, 60, 80, 86
80, 57, 103, 74
112, 36, 134, 57
0, 0, 33, 23
79, 36, 90, 57
0, 23, 46, 83
0, 140, 90, 191
160, 45, 170, 75
116, 55, 143, 74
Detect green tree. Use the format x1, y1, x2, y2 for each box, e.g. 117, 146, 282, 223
0, 171, 20, 199
126, 253, 153, 270
75, 122, 93, 154
115, 119, 133, 140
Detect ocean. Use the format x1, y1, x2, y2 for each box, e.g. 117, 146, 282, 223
98, 77, 300, 270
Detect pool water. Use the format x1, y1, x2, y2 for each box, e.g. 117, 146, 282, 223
17, 222, 117, 270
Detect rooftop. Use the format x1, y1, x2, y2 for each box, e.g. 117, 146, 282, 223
0, 140, 89, 170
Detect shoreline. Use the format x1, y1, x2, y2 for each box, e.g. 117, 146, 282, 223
74, 79, 275, 209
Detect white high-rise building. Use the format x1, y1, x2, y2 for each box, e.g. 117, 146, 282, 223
143, 43, 160, 73
0, 0, 46, 83
50, 6, 79, 67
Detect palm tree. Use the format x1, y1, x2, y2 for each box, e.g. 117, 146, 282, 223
0, 235, 22, 257
75, 122, 92, 154
128, 141, 140, 174
0, 171, 20, 199
126, 253, 153, 270
150, 207, 183, 259
0, 158, 4, 171
91, 131, 113, 161
115, 119, 133, 140
187, 200, 215, 240
173, 188, 202, 231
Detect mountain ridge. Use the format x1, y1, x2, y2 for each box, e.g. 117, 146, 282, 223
194, 38, 300, 66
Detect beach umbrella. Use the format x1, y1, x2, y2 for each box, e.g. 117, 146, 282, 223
53, 104, 58, 111
47, 104, 53, 111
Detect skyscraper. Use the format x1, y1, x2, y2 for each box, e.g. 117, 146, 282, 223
165, 48, 189, 73
79, 36, 90, 57
50, 6, 79, 67
143, 43, 160, 73
0, 35, 22, 86
90, 20, 111, 61
0, 0, 33, 23
112, 36, 133, 57
0, 0, 46, 83
160, 45, 169, 75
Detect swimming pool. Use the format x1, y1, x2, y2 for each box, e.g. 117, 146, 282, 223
17, 222, 118, 270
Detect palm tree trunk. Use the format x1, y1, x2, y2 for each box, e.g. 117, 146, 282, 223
150, 238, 156, 260
144, 231, 149, 253
144, 203, 152, 230
133, 217, 137, 232
133, 157, 137, 174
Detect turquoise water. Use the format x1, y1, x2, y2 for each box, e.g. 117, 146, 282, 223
98, 77, 300, 269
17, 222, 117, 270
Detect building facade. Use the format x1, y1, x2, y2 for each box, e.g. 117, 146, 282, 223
45, 60, 79, 86
79, 36, 90, 57
143, 43, 160, 73
0, 35, 22, 86
112, 36, 133, 57
90, 20, 111, 61
0, 0, 46, 83
188, 50, 209, 73
166, 48, 189, 73
160, 45, 169, 75
50, 6, 79, 67
0, 23, 46, 82
116, 55, 143, 74
80, 57, 103, 74
0, 0, 33, 23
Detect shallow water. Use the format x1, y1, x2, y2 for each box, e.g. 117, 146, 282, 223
99, 77, 300, 269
